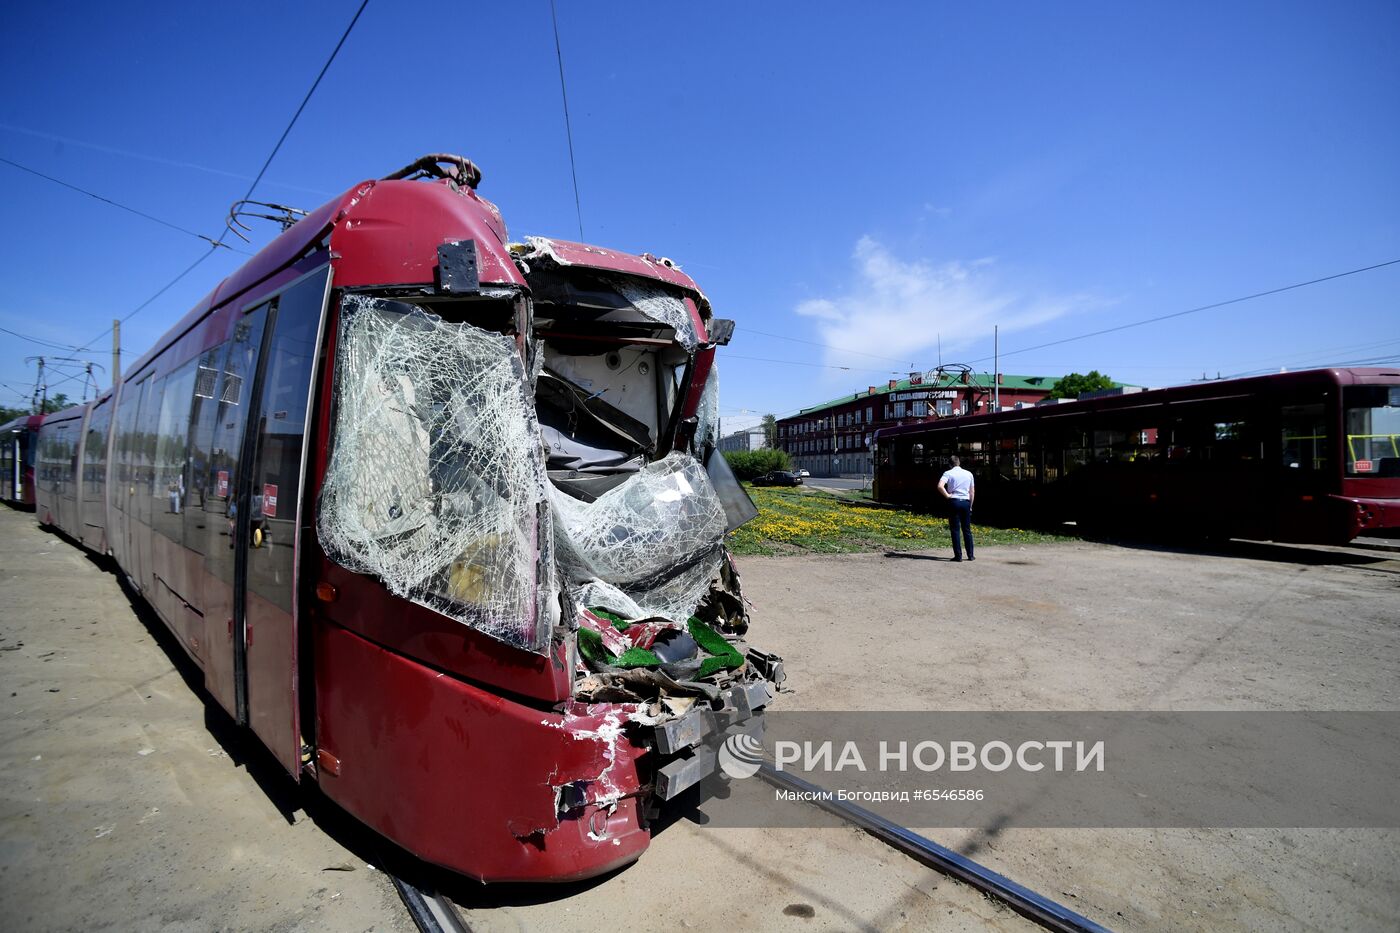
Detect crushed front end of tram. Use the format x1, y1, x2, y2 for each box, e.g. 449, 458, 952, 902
306, 165, 778, 881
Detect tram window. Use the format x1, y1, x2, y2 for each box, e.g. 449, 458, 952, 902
911, 442, 924, 465
1131, 427, 1160, 462
112, 376, 150, 514
185, 348, 225, 554
247, 274, 326, 612
85, 401, 111, 503
1210, 421, 1261, 461
1343, 386, 1400, 476
134, 375, 167, 530
1092, 429, 1126, 462
205, 308, 269, 586
960, 438, 990, 471
1281, 404, 1328, 472
153, 362, 198, 546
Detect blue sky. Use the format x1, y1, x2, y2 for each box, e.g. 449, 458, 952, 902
2, 1, 1397, 430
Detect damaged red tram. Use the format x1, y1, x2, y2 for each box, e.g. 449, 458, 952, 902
31, 154, 780, 882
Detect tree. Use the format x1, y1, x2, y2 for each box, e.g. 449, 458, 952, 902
760, 413, 777, 449
0, 393, 74, 422
1048, 371, 1114, 400
41, 393, 71, 414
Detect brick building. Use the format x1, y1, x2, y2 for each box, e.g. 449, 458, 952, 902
776, 372, 1058, 477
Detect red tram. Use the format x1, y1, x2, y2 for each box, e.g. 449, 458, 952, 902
873, 368, 1400, 543
30, 154, 778, 882
1, 412, 43, 508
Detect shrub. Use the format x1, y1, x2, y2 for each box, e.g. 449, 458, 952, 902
723, 448, 792, 480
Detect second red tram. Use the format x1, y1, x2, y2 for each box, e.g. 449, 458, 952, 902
30, 154, 778, 883
873, 368, 1400, 543
1, 413, 43, 508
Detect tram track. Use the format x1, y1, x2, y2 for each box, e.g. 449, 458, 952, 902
389, 767, 1114, 933
389, 871, 472, 933
757, 765, 1115, 933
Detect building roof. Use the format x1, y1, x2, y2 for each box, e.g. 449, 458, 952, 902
791, 373, 1061, 417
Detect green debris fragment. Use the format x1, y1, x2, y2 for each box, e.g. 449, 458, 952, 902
590, 607, 632, 632
577, 624, 660, 669
688, 617, 744, 679
575, 626, 609, 665
576, 611, 744, 678
614, 647, 662, 668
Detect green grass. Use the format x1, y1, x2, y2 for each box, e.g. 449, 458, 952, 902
727, 485, 1068, 556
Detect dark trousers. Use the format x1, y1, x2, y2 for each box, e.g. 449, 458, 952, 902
949, 499, 974, 559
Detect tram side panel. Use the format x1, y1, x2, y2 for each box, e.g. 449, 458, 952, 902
35, 410, 83, 535
80, 396, 113, 553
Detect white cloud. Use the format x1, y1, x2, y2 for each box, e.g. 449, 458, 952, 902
794, 236, 1084, 373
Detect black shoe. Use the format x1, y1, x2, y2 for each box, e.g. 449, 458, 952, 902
952, 557, 963, 562
967, 556, 975, 561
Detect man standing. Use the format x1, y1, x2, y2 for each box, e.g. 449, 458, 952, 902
937, 455, 975, 561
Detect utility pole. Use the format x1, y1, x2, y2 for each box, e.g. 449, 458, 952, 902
994, 325, 1000, 411
112, 319, 121, 391
32, 357, 45, 413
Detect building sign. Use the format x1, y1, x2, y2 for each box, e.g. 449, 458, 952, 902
892, 390, 961, 401
263, 483, 279, 518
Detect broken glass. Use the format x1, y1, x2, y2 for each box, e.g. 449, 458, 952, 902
550, 452, 727, 625
318, 295, 555, 652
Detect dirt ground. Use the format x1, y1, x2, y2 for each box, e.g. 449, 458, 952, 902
0, 506, 1026, 933
2, 504, 1397, 932
737, 538, 1400, 932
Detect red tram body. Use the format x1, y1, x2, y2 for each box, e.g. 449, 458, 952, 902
30, 155, 778, 883
1, 413, 43, 508
873, 368, 1400, 543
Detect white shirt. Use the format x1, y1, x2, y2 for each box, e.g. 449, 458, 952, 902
940, 466, 974, 499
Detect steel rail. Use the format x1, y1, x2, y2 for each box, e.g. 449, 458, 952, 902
388, 871, 472, 933
758, 764, 1115, 933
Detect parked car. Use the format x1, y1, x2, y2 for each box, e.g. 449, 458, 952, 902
752, 470, 803, 487
796, 469, 811, 477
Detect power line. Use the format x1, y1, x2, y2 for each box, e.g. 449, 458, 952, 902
232, 0, 369, 228
0, 156, 245, 252
969, 257, 1400, 366
549, 0, 585, 241
73, 249, 218, 353
0, 325, 82, 352
1214, 336, 1400, 378
71, 0, 370, 358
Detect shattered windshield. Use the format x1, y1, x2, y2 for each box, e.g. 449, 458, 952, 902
318, 295, 555, 652
318, 276, 741, 658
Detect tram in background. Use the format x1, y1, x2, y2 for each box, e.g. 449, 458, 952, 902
1, 412, 43, 508
28, 154, 778, 884
873, 368, 1400, 543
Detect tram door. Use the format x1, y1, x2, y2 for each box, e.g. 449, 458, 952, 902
202, 268, 330, 774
